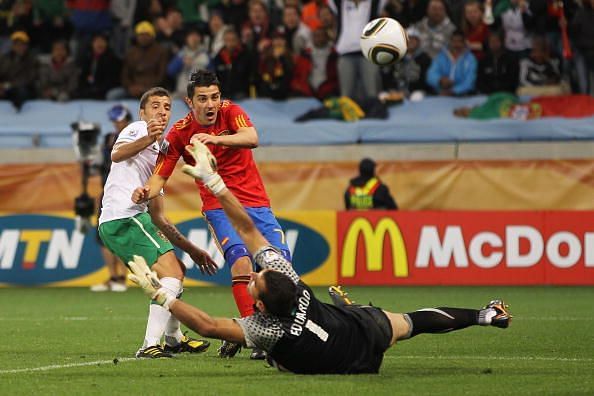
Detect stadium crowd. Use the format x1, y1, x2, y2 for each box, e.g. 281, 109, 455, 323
0, 0, 592, 110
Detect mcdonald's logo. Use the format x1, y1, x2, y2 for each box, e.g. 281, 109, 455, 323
341, 217, 408, 278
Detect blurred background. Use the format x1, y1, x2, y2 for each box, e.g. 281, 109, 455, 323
0, 0, 593, 288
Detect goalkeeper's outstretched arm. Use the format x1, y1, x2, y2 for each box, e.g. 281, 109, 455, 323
127, 255, 245, 344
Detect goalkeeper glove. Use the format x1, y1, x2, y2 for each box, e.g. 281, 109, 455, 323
181, 141, 227, 195
127, 255, 175, 310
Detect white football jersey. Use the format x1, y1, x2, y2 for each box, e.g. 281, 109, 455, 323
99, 120, 162, 224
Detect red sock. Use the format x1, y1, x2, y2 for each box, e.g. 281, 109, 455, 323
232, 275, 254, 317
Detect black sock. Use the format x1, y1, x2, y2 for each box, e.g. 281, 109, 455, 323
406, 308, 480, 338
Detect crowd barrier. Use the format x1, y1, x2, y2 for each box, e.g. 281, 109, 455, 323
2, 97, 594, 148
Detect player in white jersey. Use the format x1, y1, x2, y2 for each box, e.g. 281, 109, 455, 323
98, 87, 218, 358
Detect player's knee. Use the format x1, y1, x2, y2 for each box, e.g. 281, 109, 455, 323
227, 247, 252, 277
154, 251, 185, 280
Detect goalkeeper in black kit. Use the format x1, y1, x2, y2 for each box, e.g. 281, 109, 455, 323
127, 140, 513, 374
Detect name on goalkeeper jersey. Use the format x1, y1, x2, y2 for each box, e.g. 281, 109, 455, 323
289, 289, 311, 336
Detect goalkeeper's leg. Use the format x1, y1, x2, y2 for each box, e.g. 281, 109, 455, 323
384, 301, 512, 345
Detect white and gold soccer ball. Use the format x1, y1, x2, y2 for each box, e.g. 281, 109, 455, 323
360, 17, 408, 66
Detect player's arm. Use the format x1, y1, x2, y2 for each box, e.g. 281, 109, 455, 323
193, 105, 258, 148
148, 195, 217, 275
193, 125, 258, 149
132, 173, 169, 203
169, 301, 245, 344
111, 119, 164, 163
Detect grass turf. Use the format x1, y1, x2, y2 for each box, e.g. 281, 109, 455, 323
1, 286, 593, 395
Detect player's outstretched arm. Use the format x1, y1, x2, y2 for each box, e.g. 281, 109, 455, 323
181, 141, 269, 256
128, 255, 245, 344
149, 195, 217, 275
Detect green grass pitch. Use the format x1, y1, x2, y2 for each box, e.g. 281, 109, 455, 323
1, 286, 593, 395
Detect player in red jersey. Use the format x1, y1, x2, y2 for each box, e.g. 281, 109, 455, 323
132, 70, 291, 360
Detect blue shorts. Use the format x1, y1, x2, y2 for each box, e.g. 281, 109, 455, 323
204, 207, 291, 267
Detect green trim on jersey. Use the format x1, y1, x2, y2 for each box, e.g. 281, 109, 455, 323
98, 212, 174, 267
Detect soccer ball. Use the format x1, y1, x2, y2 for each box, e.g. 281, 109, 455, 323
360, 17, 408, 66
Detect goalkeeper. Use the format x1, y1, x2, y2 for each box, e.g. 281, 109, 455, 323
129, 141, 513, 374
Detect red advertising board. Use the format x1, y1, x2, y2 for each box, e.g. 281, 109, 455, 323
337, 211, 594, 285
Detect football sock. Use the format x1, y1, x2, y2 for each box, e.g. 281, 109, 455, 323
405, 307, 481, 338
160, 277, 184, 346
142, 277, 181, 348
232, 275, 254, 317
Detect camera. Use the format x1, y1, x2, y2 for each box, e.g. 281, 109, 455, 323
71, 121, 101, 233
71, 121, 101, 162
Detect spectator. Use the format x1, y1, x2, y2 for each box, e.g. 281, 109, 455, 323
427, 30, 478, 95
133, 0, 165, 25
477, 30, 519, 94
0, 31, 38, 109
90, 104, 133, 293
242, 0, 273, 52
291, 27, 338, 99
175, 0, 208, 31
301, 0, 324, 30
31, 0, 71, 53
329, 0, 386, 100
344, 158, 398, 210
318, 5, 337, 42
212, 28, 253, 99
462, 0, 489, 61
39, 39, 79, 101
77, 33, 122, 99
167, 28, 210, 98
109, 0, 136, 58
67, 0, 112, 62
112, 21, 168, 99
155, 7, 186, 56
213, 0, 248, 34
381, 27, 432, 95
256, 31, 293, 99
517, 35, 564, 95
570, 0, 594, 95
207, 11, 229, 58
494, 0, 534, 56
280, 5, 312, 54
413, 0, 456, 59
8, 0, 34, 34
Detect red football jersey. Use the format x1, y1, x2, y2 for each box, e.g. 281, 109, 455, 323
155, 100, 270, 211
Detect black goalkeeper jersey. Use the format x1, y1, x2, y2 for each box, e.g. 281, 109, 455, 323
235, 246, 392, 374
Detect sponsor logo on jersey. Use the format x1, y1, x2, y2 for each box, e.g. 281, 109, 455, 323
0, 215, 102, 285
159, 139, 169, 154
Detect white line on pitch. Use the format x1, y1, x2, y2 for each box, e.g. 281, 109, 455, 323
388, 355, 594, 363
0, 358, 139, 374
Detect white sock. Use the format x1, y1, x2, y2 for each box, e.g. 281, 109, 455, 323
141, 277, 182, 349
478, 308, 496, 326
161, 277, 184, 347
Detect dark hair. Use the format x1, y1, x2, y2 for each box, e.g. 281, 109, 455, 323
139, 87, 171, 110
259, 271, 297, 317
359, 158, 376, 178
186, 69, 221, 98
